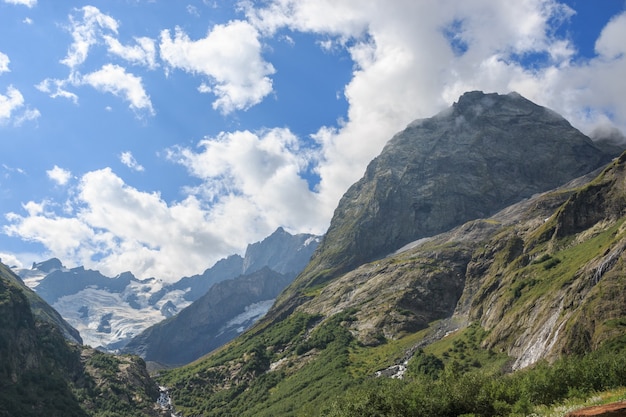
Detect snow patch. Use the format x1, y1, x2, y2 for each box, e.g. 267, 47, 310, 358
218, 299, 274, 335
52, 287, 191, 349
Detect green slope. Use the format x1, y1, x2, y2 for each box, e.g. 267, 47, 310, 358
157, 153, 626, 416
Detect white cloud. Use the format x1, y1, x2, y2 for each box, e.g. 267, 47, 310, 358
104, 35, 158, 69
0, 86, 23, 121
4, 168, 252, 281
46, 165, 72, 186
81, 64, 154, 115
595, 12, 626, 59
0, 252, 24, 268
169, 128, 324, 232
3, 0, 36, 7
5, 201, 96, 260
6, 0, 626, 283
14, 107, 40, 126
4, 128, 325, 280
0, 52, 9, 73
187, 5, 200, 17
36, 78, 79, 103
39, 6, 156, 116
120, 151, 145, 172
0, 85, 38, 126
159, 20, 275, 113
61, 5, 119, 70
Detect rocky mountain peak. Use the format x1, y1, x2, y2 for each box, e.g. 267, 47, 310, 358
242, 227, 321, 276
32, 257, 63, 273
287, 91, 621, 295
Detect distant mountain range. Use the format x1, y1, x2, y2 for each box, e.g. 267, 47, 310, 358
15, 227, 320, 353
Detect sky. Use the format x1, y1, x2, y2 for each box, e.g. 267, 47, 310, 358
1, 0, 625, 282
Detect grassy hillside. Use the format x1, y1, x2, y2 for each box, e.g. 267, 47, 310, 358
156, 154, 626, 416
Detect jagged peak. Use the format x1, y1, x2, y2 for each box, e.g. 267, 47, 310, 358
32, 257, 64, 273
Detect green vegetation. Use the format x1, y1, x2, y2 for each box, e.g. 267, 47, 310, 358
324, 346, 626, 417
158, 311, 360, 416
77, 351, 158, 417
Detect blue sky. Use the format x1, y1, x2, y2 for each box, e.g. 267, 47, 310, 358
1, 0, 625, 281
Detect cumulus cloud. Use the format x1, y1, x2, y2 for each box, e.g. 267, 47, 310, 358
4, 168, 249, 280
3, 0, 36, 7
0, 52, 9, 73
46, 165, 72, 186
6, 0, 626, 282
0, 85, 38, 126
104, 35, 158, 69
594, 12, 626, 59
61, 5, 119, 70
82, 64, 154, 115
159, 20, 275, 113
120, 151, 145, 172
4, 127, 325, 280
0, 86, 23, 122
168, 128, 324, 231
38, 6, 155, 115
0, 252, 24, 268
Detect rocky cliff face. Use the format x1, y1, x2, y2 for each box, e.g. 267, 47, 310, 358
293, 91, 615, 292
120, 229, 320, 366
163, 227, 321, 303
242, 227, 320, 276
1, 262, 82, 344
461, 153, 626, 369
0, 262, 165, 417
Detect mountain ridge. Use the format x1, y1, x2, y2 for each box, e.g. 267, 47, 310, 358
16, 227, 320, 351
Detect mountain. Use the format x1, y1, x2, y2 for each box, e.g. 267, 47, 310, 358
290, 91, 614, 294
153, 92, 626, 416
123, 228, 321, 366
0, 261, 166, 417
122, 267, 295, 367
0, 259, 82, 345
16, 227, 320, 350
156, 226, 321, 304
18, 263, 185, 350
242, 227, 321, 275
